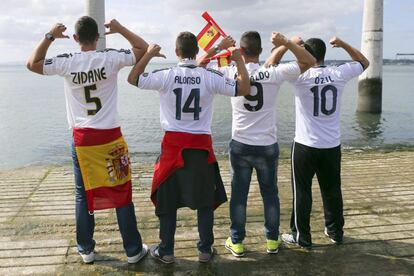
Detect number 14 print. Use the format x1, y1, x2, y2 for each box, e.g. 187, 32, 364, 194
173, 88, 202, 120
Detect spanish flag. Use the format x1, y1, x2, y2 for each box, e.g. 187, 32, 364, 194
218, 55, 231, 67
209, 51, 231, 67
73, 127, 132, 212
197, 23, 221, 51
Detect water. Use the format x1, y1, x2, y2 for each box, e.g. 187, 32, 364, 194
0, 64, 413, 170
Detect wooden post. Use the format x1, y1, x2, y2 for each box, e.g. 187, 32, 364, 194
85, 0, 106, 50
358, 0, 383, 113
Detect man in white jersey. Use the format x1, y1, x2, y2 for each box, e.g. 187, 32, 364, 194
199, 32, 315, 256
274, 37, 369, 249
127, 32, 250, 263
26, 17, 154, 264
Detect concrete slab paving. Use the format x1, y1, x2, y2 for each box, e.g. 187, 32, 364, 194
0, 150, 413, 275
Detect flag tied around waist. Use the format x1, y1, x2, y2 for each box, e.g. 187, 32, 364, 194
73, 127, 132, 212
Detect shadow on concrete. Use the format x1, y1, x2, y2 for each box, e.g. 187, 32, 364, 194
58, 236, 414, 275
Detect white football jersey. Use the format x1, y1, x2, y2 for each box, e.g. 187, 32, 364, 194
137, 59, 237, 134
43, 49, 136, 129
291, 62, 364, 148
216, 62, 300, 146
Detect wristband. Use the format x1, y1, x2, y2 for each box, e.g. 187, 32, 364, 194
45, 33, 55, 41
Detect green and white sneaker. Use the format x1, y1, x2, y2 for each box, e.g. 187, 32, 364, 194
225, 237, 245, 257
266, 239, 281, 254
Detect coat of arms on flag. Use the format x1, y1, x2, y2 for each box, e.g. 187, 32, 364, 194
74, 127, 132, 212
106, 144, 130, 183
196, 12, 233, 67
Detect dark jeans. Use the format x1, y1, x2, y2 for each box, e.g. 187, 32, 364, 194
290, 141, 344, 247
229, 139, 280, 243
157, 207, 214, 255
72, 143, 143, 257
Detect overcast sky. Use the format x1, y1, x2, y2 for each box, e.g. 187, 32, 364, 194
0, 0, 412, 63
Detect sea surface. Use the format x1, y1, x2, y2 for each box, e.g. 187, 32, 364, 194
0, 64, 413, 170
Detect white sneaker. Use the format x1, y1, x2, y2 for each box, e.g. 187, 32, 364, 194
127, 244, 149, 264
281, 233, 312, 250
324, 228, 343, 245
79, 251, 95, 264
281, 233, 297, 245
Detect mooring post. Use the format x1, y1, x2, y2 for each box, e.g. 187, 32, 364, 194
358, 0, 383, 113
85, 0, 106, 50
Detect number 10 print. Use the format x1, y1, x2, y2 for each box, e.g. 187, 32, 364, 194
310, 85, 338, 116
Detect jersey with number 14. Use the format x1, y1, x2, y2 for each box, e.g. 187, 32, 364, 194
218, 62, 300, 146
291, 62, 364, 148
43, 49, 136, 129
137, 59, 237, 134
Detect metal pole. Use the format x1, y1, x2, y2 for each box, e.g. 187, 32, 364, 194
85, 0, 106, 50
357, 0, 383, 113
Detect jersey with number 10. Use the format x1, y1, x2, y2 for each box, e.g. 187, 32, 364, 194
43, 49, 136, 129
291, 62, 364, 148
137, 59, 237, 134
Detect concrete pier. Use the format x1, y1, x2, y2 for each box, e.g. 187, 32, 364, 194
358, 0, 383, 113
0, 150, 413, 275
85, 0, 106, 50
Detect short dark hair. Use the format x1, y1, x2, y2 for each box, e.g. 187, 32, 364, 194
75, 16, 99, 45
240, 31, 262, 57
304, 38, 326, 63
176, 32, 199, 59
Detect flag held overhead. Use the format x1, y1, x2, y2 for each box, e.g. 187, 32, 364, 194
197, 23, 221, 51
201, 11, 227, 37
197, 12, 227, 51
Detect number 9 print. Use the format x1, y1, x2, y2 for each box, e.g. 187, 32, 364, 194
244, 81, 264, 112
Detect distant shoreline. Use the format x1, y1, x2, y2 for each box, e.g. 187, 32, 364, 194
1, 146, 413, 173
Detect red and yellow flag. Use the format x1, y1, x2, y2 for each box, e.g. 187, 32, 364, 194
73, 127, 132, 212
208, 51, 231, 67
196, 23, 221, 51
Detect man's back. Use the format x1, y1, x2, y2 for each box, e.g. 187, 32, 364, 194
43, 49, 135, 129
220, 62, 300, 146
292, 62, 364, 148
138, 59, 237, 134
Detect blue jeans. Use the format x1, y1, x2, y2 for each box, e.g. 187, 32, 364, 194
229, 139, 280, 243
71, 143, 143, 257
157, 206, 214, 256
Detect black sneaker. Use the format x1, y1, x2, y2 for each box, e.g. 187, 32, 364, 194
199, 246, 216, 263
149, 245, 175, 264
324, 228, 343, 245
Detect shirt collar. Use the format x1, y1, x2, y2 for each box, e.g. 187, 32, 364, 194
245, 62, 260, 70
178, 59, 198, 67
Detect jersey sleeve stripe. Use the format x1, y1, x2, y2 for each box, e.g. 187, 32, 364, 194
206, 68, 224, 77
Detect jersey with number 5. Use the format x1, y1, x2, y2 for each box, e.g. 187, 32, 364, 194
137, 59, 237, 134
43, 49, 136, 129
291, 62, 364, 148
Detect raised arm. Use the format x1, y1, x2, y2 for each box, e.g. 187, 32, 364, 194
105, 19, 159, 63
329, 37, 369, 70
127, 44, 161, 85
270, 32, 315, 73
228, 47, 250, 96
26, 23, 69, 75
264, 36, 304, 67
264, 46, 288, 67
197, 36, 235, 66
